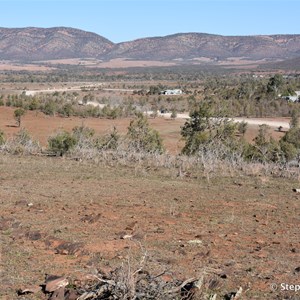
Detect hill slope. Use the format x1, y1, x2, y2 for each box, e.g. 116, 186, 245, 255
0, 27, 300, 63
0, 27, 114, 60
109, 32, 300, 61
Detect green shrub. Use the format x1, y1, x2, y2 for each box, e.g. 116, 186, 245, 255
127, 113, 164, 153
48, 131, 77, 156
60, 103, 74, 117
280, 141, 298, 161
280, 127, 300, 161
28, 98, 39, 111
7, 129, 40, 155
95, 127, 120, 150
42, 101, 57, 116
181, 103, 239, 155
0, 130, 5, 145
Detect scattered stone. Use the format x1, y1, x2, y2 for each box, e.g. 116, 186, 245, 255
155, 227, 165, 234
80, 213, 101, 224
45, 275, 69, 293
125, 221, 137, 231
294, 266, 300, 273
49, 287, 65, 300
25, 230, 42, 241
187, 239, 203, 245
17, 285, 42, 295
121, 234, 133, 239
224, 287, 243, 300
256, 239, 266, 245
55, 242, 84, 256
224, 260, 235, 267
15, 200, 29, 206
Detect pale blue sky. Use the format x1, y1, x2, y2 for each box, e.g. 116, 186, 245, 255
1, 0, 299, 43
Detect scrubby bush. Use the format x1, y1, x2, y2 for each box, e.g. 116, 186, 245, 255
181, 103, 240, 155
252, 125, 282, 163
0, 130, 5, 145
48, 131, 77, 156
72, 125, 95, 140
28, 98, 40, 111
127, 113, 164, 153
280, 127, 300, 161
42, 100, 57, 116
237, 121, 248, 136
2, 129, 40, 155
170, 109, 177, 119
95, 127, 120, 151
60, 103, 74, 117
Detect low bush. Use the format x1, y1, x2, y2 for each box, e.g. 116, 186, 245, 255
48, 131, 77, 156
127, 113, 164, 154
1, 129, 40, 155
0, 130, 5, 145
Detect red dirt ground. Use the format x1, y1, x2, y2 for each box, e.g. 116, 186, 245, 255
0, 106, 299, 299
1, 155, 300, 299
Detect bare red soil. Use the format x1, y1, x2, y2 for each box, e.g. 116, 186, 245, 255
1, 155, 299, 299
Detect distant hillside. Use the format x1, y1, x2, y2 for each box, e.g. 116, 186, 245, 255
0, 27, 114, 60
108, 33, 300, 61
0, 27, 300, 64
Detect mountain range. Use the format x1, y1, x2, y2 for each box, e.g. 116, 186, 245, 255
0, 27, 300, 64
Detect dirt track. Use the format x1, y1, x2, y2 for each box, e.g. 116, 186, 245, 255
150, 111, 291, 129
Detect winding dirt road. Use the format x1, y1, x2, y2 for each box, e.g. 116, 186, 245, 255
149, 112, 291, 129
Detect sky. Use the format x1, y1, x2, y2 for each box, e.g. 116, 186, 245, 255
1, 0, 299, 43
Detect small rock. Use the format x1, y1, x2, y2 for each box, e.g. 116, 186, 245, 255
45, 275, 69, 293
49, 287, 65, 300
155, 227, 165, 234
26, 231, 42, 241
55, 242, 84, 256
121, 234, 133, 239
80, 213, 101, 224
187, 239, 203, 245
15, 200, 28, 206
125, 221, 137, 231
17, 285, 42, 295
294, 266, 300, 273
